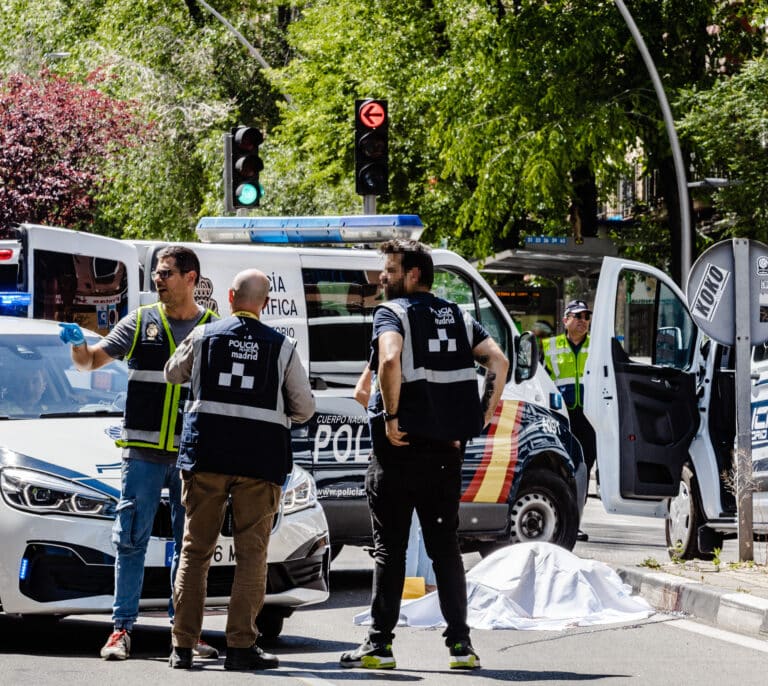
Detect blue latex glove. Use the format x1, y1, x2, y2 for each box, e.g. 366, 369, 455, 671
58, 322, 85, 346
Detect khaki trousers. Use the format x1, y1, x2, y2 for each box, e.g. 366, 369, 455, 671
171, 471, 280, 648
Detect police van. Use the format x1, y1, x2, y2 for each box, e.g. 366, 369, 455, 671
1, 216, 587, 557
584, 256, 768, 559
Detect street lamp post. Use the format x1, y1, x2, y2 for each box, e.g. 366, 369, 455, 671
614, 0, 692, 280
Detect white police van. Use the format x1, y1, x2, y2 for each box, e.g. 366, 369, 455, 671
585, 256, 768, 559
1, 216, 587, 558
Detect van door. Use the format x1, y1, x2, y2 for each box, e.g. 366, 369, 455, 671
584, 257, 701, 517
18, 224, 139, 334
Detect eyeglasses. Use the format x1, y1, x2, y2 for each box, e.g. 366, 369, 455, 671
151, 269, 179, 280
568, 312, 591, 321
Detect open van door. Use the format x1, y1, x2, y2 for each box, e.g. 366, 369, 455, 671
17, 224, 139, 335
584, 257, 702, 517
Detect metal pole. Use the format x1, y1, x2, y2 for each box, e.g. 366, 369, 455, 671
196, 0, 293, 107
614, 0, 692, 279
363, 195, 377, 215
733, 238, 754, 561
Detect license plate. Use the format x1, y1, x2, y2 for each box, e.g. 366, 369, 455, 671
164, 540, 236, 567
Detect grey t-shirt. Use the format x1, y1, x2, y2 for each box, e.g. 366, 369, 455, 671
102, 306, 206, 464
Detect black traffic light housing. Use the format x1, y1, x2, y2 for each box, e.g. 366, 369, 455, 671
355, 99, 388, 196
225, 126, 264, 211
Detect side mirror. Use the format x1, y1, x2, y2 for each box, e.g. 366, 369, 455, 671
515, 331, 539, 383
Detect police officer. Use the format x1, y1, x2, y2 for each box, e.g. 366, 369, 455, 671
165, 269, 315, 671
59, 246, 218, 661
543, 298, 595, 542
340, 239, 508, 671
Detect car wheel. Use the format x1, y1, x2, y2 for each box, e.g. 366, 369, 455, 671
507, 469, 579, 551
665, 464, 720, 561
256, 607, 286, 639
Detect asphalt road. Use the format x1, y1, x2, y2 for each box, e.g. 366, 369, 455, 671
2, 497, 767, 685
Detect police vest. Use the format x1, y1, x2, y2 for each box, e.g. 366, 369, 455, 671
377, 296, 483, 441
117, 303, 217, 452
543, 333, 590, 409
177, 315, 295, 484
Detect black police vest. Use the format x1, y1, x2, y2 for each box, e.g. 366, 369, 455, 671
177, 315, 294, 484
378, 296, 483, 441
119, 303, 216, 452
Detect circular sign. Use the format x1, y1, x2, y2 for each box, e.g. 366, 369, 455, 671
359, 101, 386, 129
686, 239, 768, 346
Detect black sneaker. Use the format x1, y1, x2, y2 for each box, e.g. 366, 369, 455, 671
449, 641, 481, 670
576, 529, 589, 542
224, 644, 279, 671
340, 641, 396, 669
168, 647, 193, 669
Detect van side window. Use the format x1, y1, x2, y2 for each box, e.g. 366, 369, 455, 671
433, 268, 510, 357
302, 268, 382, 384
613, 268, 695, 369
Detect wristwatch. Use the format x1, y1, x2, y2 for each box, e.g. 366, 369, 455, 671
383, 411, 398, 422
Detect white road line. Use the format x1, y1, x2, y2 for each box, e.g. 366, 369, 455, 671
669, 618, 768, 653
286, 671, 339, 686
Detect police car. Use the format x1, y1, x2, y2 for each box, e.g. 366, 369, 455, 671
2, 216, 587, 555
0, 317, 329, 636
584, 256, 768, 559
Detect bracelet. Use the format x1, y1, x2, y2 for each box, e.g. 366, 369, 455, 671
383, 412, 398, 422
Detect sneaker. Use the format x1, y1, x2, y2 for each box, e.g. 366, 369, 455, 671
449, 641, 481, 670
576, 529, 589, 542
224, 643, 279, 671
100, 629, 131, 660
194, 640, 219, 659
168, 647, 193, 669
339, 641, 396, 669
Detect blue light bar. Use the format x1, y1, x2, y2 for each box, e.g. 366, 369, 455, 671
196, 215, 424, 244
0, 291, 30, 317
19, 557, 29, 581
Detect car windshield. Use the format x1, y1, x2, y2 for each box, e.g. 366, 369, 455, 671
0, 333, 127, 419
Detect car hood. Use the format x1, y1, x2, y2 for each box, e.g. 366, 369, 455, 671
0, 417, 123, 498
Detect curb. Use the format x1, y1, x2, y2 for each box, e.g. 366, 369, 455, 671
616, 566, 768, 638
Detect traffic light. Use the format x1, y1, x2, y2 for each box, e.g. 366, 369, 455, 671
355, 99, 388, 196
226, 126, 264, 210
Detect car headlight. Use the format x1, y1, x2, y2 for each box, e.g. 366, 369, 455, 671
282, 465, 317, 515
0, 467, 117, 518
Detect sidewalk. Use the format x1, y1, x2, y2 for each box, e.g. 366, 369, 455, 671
616, 558, 768, 638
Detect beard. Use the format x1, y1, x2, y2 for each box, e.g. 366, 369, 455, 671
384, 279, 406, 300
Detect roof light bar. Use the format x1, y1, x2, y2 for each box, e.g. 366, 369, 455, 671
196, 215, 424, 245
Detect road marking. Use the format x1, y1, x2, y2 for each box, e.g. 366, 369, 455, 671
669, 618, 768, 653
286, 672, 339, 686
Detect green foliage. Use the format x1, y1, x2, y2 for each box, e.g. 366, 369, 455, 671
679, 57, 768, 242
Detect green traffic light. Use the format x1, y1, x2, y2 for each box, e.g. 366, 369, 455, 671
236, 183, 260, 206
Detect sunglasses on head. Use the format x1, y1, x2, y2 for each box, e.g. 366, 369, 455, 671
568, 312, 591, 321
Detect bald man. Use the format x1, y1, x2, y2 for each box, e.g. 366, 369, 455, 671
164, 269, 315, 671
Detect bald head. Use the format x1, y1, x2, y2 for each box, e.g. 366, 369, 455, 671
229, 269, 270, 316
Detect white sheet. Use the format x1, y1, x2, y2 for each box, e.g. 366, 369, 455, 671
354, 542, 653, 631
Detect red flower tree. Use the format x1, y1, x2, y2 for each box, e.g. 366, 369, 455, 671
0, 69, 150, 236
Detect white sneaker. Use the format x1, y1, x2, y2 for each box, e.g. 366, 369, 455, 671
100, 629, 131, 660
194, 640, 219, 658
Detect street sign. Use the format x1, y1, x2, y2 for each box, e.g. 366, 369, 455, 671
686, 238, 768, 346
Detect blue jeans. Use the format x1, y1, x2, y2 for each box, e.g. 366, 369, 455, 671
111, 458, 184, 631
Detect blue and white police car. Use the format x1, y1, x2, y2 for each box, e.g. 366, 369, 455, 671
0, 316, 329, 636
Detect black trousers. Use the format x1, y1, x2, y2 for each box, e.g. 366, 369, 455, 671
569, 406, 596, 476
365, 424, 470, 647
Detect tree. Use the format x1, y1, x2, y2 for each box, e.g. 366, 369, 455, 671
678, 56, 768, 243
0, 69, 148, 234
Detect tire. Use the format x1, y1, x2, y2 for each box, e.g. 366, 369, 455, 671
479, 470, 580, 555
665, 464, 721, 561
330, 543, 343, 561
256, 607, 286, 639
